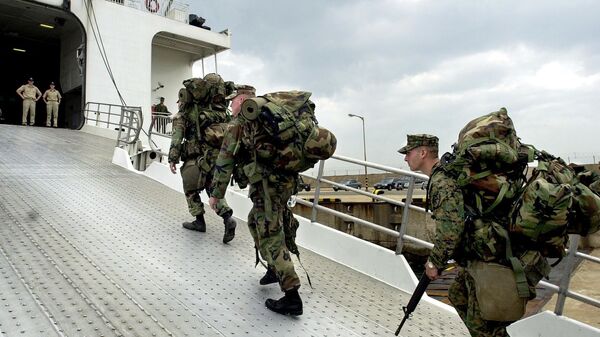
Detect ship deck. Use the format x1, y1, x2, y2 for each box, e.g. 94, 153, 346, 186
0, 124, 468, 337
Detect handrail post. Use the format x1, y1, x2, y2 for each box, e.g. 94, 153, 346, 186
554, 234, 581, 316
117, 106, 125, 147
127, 108, 135, 145
311, 160, 325, 222
148, 115, 156, 150
135, 108, 143, 144
95, 102, 100, 126
395, 176, 416, 255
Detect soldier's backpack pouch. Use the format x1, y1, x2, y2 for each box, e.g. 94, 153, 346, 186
204, 122, 229, 148
570, 182, 600, 235
304, 125, 337, 161
467, 261, 526, 321
242, 161, 266, 185
511, 177, 572, 258
468, 218, 510, 262
182, 78, 211, 102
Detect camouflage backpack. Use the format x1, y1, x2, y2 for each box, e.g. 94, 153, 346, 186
444, 108, 600, 260
181, 73, 226, 104
178, 73, 232, 148
239, 91, 337, 174
510, 151, 600, 258
445, 108, 532, 215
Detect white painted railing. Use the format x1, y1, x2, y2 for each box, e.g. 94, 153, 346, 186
105, 0, 189, 23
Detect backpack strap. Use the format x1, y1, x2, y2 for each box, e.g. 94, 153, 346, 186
457, 169, 493, 186
473, 181, 510, 215
254, 245, 268, 269
295, 254, 314, 289
494, 224, 530, 299
194, 107, 203, 143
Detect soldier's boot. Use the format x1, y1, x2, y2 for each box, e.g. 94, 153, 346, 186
265, 288, 303, 316
259, 267, 279, 285
182, 214, 206, 232
222, 211, 236, 244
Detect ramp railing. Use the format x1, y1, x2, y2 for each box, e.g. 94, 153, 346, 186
299, 154, 600, 316
147, 114, 172, 159
83, 102, 143, 148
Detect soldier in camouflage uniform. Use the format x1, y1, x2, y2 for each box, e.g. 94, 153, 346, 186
153, 97, 170, 134
168, 73, 237, 244
209, 85, 303, 316
399, 134, 513, 337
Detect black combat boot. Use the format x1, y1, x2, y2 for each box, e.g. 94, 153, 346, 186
222, 211, 236, 243
259, 267, 279, 285
182, 214, 206, 232
265, 288, 303, 316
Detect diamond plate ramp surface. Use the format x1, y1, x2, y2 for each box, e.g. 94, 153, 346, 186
0, 125, 468, 336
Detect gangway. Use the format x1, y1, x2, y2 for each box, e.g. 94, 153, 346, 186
3, 121, 600, 337
0, 124, 468, 336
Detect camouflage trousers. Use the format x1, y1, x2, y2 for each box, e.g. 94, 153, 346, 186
449, 268, 513, 337
180, 159, 231, 217
248, 175, 300, 291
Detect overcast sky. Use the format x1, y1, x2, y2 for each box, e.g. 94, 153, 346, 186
190, 0, 600, 175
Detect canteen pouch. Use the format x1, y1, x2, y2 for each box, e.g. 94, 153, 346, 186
467, 261, 526, 321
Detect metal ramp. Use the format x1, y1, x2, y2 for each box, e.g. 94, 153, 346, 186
0, 125, 468, 337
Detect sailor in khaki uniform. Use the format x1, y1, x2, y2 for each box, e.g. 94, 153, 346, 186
43, 82, 62, 127
16, 77, 42, 126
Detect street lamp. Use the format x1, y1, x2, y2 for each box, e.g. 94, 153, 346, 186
348, 113, 368, 191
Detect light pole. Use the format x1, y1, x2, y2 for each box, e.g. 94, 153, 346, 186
348, 113, 368, 191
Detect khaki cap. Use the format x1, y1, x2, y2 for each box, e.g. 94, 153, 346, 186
398, 134, 439, 154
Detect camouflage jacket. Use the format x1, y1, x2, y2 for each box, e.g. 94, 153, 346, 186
427, 162, 466, 268
212, 118, 247, 199
168, 113, 186, 163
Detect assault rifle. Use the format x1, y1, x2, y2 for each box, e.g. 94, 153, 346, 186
394, 273, 432, 335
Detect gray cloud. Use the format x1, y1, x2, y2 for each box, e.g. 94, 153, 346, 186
191, 0, 600, 172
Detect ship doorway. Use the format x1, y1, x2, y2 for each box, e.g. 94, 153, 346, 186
0, 0, 85, 129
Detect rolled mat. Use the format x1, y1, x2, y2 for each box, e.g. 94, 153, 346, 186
241, 97, 268, 120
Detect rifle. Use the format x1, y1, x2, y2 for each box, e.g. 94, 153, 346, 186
394, 273, 434, 336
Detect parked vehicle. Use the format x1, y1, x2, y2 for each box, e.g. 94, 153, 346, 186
374, 177, 398, 190
391, 178, 427, 190
333, 179, 362, 191
393, 180, 410, 190
374, 177, 410, 190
